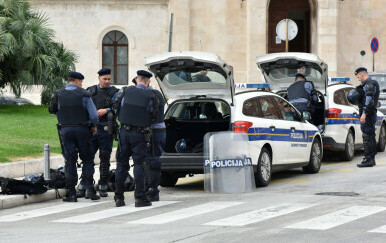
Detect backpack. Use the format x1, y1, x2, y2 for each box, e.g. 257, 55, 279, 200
0, 177, 47, 195
47, 167, 66, 189
107, 169, 135, 192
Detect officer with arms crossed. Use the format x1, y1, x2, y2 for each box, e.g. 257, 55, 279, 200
348, 67, 379, 167
287, 73, 318, 117
49, 72, 100, 202
145, 80, 166, 202
113, 70, 159, 207
77, 68, 119, 198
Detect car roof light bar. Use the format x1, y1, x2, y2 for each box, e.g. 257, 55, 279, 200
330, 77, 350, 82
235, 83, 270, 89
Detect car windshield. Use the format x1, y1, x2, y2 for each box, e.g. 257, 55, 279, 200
163, 70, 227, 86
370, 75, 386, 90
269, 66, 322, 80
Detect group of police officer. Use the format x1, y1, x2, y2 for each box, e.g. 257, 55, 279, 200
49, 68, 165, 207
287, 67, 380, 168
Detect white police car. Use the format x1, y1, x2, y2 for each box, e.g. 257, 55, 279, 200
256, 52, 386, 161
145, 51, 323, 187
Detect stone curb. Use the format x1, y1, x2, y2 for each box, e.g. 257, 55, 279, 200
0, 149, 117, 179
0, 189, 67, 210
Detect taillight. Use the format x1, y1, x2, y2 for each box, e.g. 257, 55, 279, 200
328, 108, 342, 118
234, 121, 253, 133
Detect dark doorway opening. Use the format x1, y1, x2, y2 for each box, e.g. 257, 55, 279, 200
268, 0, 311, 53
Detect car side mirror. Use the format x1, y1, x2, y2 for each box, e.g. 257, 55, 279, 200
382, 89, 386, 92
302, 111, 311, 121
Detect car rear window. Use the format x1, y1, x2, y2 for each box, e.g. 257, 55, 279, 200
166, 101, 230, 120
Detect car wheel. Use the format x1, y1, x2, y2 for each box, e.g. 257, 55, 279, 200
339, 130, 355, 161
255, 147, 271, 187
303, 138, 322, 174
160, 172, 178, 187
377, 124, 386, 152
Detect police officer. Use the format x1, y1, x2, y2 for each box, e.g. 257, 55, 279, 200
113, 70, 159, 207
354, 67, 379, 167
77, 68, 119, 198
145, 82, 166, 202
287, 73, 318, 115
49, 72, 100, 202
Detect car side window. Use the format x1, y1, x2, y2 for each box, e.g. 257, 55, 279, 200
334, 90, 349, 106
258, 97, 280, 119
273, 97, 299, 121
242, 98, 260, 117
342, 88, 354, 105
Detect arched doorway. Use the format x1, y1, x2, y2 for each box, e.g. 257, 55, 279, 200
268, 0, 311, 53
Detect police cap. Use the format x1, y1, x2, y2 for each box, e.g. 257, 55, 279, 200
68, 71, 84, 80
295, 73, 306, 80
355, 67, 367, 75
97, 68, 111, 76
137, 70, 153, 78
132, 77, 137, 85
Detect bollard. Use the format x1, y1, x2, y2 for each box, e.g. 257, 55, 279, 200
44, 144, 51, 181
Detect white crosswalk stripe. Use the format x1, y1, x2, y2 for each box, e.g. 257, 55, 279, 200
368, 225, 386, 234
128, 201, 243, 225
0, 201, 108, 222
53, 201, 180, 223
286, 206, 386, 230
204, 203, 316, 226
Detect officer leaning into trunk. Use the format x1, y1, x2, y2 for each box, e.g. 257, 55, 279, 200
349, 67, 380, 167
113, 70, 159, 207
77, 68, 119, 198
49, 72, 100, 202
287, 73, 318, 115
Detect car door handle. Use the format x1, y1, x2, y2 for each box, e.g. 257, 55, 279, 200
290, 127, 295, 131
269, 126, 276, 130
353, 112, 358, 116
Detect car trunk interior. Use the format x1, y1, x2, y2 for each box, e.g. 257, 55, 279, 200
276, 90, 326, 131
164, 99, 231, 153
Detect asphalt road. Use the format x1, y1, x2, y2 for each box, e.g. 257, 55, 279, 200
0, 151, 386, 243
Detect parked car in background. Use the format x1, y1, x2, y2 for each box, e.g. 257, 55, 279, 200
0, 96, 33, 105
369, 71, 386, 114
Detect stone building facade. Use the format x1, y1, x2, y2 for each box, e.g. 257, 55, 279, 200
3, 0, 386, 104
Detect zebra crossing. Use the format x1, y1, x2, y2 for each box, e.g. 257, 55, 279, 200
0, 200, 385, 234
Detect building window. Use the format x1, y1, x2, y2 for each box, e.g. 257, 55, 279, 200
102, 30, 128, 85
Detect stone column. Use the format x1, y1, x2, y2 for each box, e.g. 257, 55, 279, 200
168, 0, 190, 51
317, 0, 338, 77
246, 0, 268, 83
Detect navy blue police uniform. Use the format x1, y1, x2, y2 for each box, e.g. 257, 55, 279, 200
49, 72, 100, 202
77, 68, 119, 198
113, 70, 159, 207
355, 67, 380, 167
287, 73, 318, 115
146, 87, 166, 202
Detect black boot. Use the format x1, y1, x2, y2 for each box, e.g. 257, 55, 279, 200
85, 189, 100, 200
99, 183, 108, 197
76, 190, 85, 198
135, 197, 152, 207
114, 195, 125, 207
76, 178, 86, 198
146, 188, 159, 202
63, 194, 77, 202
357, 157, 375, 168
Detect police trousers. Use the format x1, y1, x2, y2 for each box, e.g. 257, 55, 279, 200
115, 129, 147, 199
361, 112, 377, 159
91, 128, 114, 184
147, 128, 166, 194
60, 126, 94, 193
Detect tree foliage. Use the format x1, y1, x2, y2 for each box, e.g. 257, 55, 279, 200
0, 0, 77, 103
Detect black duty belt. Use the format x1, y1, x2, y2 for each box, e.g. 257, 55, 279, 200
151, 128, 166, 133
59, 124, 90, 128
122, 124, 149, 133
97, 124, 108, 130
292, 102, 308, 106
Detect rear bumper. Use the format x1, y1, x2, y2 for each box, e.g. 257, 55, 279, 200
322, 136, 345, 151
161, 153, 203, 174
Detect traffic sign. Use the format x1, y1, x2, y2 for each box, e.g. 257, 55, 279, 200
371, 37, 379, 53
276, 19, 298, 41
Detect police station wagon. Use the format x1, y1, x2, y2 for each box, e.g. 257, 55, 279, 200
145, 51, 323, 187
256, 52, 386, 161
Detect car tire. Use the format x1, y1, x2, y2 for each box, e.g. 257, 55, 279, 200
339, 130, 355, 161
160, 172, 178, 187
377, 124, 386, 152
254, 147, 272, 187
303, 138, 322, 174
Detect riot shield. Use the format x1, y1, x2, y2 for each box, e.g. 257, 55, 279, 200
204, 131, 256, 193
